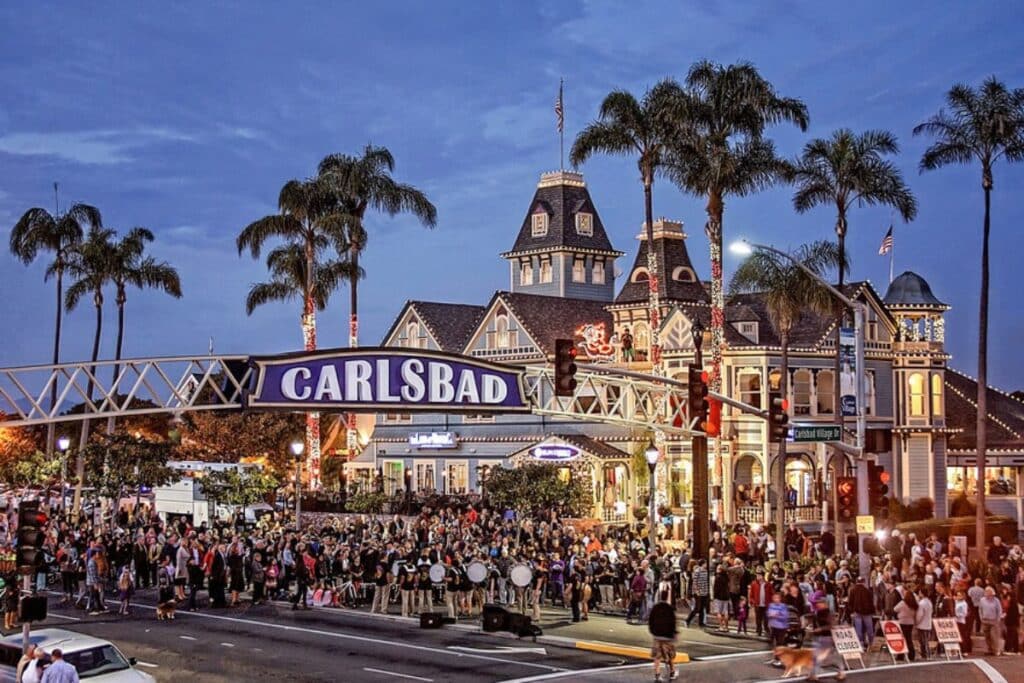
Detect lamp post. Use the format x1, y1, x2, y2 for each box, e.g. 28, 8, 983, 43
57, 436, 71, 512
645, 441, 659, 552
730, 239, 869, 579
290, 440, 304, 529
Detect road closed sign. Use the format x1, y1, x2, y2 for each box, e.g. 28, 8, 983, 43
881, 620, 908, 660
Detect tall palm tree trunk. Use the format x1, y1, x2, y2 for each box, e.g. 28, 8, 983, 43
706, 195, 725, 392
975, 174, 991, 558
775, 331, 789, 558
106, 297, 126, 435
73, 296, 103, 519
833, 217, 846, 542
642, 176, 661, 371
302, 241, 321, 491
46, 268, 64, 465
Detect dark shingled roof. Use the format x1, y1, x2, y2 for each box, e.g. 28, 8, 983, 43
504, 173, 619, 256
554, 434, 631, 460
945, 369, 1024, 451
883, 271, 948, 308
381, 301, 486, 352
492, 291, 614, 356
615, 231, 709, 305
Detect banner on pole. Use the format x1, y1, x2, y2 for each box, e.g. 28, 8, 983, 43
839, 327, 857, 416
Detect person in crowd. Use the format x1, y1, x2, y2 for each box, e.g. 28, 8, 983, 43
978, 585, 1004, 656
649, 590, 678, 683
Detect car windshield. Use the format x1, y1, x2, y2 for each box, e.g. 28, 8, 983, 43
63, 645, 131, 678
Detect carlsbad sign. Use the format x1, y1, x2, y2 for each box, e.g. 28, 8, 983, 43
245, 348, 529, 413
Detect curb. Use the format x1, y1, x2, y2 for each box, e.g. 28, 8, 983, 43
574, 640, 690, 664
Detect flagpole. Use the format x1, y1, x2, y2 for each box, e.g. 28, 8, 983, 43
559, 78, 565, 170
889, 212, 895, 284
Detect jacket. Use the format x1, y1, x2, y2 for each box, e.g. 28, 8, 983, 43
847, 583, 875, 616
748, 579, 773, 607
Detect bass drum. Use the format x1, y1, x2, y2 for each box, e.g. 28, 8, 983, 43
510, 562, 533, 588
391, 560, 402, 577
429, 562, 446, 584
467, 561, 487, 584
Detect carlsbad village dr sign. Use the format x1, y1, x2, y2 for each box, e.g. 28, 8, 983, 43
244, 348, 530, 413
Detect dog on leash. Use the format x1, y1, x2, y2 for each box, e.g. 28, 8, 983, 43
156, 599, 177, 620
774, 646, 814, 678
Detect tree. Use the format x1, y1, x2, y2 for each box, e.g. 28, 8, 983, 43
81, 433, 176, 501
662, 61, 809, 391
317, 145, 437, 348
571, 85, 680, 369
0, 424, 47, 486
174, 409, 305, 476
64, 226, 116, 517
9, 200, 101, 457
914, 77, 1024, 556
200, 468, 278, 508
729, 241, 845, 555
485, 463, 592, 519
238, 177, 356, 489
789, 129, 917, 420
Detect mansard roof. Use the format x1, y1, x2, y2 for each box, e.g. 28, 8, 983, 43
381, 300, 486, 352
478, 291, 614, 356
945, 369, 1024, 452
615, 220, 709, 305
502, 171, 620, 257
884, 271, 948, 309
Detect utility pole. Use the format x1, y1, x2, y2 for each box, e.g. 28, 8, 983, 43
691, 319, 709, 564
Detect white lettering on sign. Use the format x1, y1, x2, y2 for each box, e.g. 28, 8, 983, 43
400, 359, 426, 402
428, 362, 455, 402
345, 360, 373, 401
281, 367, 312, 400
455, 370, 480, 403
408, 432, 457, 449
482, 374, 507, 404
530, 445, 580, 462
376, 359, 400, 402
314, 365, 342, 401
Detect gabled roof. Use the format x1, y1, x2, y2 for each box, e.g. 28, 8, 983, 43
381, 300, 486, 352
615, 221, 709, 305
469, 291, 614, 356
502, 171, 620, 257
945, 369, 1024, 452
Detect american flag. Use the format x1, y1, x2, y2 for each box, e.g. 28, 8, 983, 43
555, 80, 564, 133
878, 225, 893, 255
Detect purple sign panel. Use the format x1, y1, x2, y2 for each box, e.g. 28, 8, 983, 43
245, 348, 529, 413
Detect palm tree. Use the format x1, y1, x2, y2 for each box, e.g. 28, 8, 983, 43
9, 201, 101, 455
238, 177, 354, 489
245, 242, 353, 316
789, 130, 917, 444
914, 77, 1024, 555
106, 227, 182, 431
570, 84, 678, 370
317, 145, 437, 348
729, 241, 845, 555
64, 226, 116, 517
663, 61, 809, 391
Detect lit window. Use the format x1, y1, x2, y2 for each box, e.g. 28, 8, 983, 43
909, 373, 925, 417
415, 463, 435, 492
445, 462, 468, 494
575, 212, 593, 236
520, 260, 533, 285
593, 259, 606, 284
532, 212, 548, 237
739, 372, 762, 409
384, 413, 412, 423
866, 371, 876, 416
793, 369, 812, 415
931, 374, 943, 416
572, 257, 586, 283
817, 370, 835, 415
539, 259, 553, 283
463, 414, 495, 423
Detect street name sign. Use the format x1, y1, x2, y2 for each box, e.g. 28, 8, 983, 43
245, 348, 529, 413
791, 425, 843, 442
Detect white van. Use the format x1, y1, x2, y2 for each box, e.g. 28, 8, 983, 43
0, 629, 154, 681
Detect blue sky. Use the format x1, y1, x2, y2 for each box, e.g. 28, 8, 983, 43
2, 1, 1024, 387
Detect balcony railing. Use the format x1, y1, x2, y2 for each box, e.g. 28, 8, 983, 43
735, 504, 822, 525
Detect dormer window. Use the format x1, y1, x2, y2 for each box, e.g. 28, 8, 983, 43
736, 321, 759, 343
575, 212, 593, 236
520, 260, 533, 285
539, 258, 553, 283
572, 257, 586, 283
532, 212, 548, 237
593, 258, 606, 284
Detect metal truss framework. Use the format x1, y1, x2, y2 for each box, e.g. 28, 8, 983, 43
0, 354, 698, 435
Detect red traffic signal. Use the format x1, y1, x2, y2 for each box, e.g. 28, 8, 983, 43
16, 501, 49, 574
688, 364, 709, 431
554, 339, 578, 397
768, 390, 789, 443
836, 476, 857, 520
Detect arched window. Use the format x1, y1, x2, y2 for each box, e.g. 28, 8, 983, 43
817, 370, 835, 415
633, 322, 650, 355
539, 259, 553, 283
793, 369, 812, 415
768, 369, 781, 391
931, 373, 943, 417
406, 321, 422, 349
631, 268, 649, 283
520, 260, 533, 285
671, 266, 695, 282
739, 371, 762, 409
909, 373, 925, 417
495, 314, 515, 348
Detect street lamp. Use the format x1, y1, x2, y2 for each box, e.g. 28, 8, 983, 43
57, 436, 71, 511
290, 440, 304, 529
730, 238, 870, 577
645, 441, 659, 552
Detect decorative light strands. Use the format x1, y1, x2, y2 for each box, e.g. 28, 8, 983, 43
645, 237, 662, 372
301, 308, 322, 490
707, 231, 724, 391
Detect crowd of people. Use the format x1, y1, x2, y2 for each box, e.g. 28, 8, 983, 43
1, 494, 1023, 681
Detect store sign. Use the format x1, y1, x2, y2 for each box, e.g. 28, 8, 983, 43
408, 432, 457, 449
530, 445, 580, 462
246, 348, 529, 412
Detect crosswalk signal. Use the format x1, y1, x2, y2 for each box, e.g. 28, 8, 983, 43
837, 477, 857, 521
768, 390, 789, 443
16, 501, 48, 575
688, 364, 709, 431
868, 462, 891, 517
554, 339, 578, 397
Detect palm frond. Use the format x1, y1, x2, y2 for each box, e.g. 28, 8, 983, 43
245, 281, 298, 315
237, 214, 303, 258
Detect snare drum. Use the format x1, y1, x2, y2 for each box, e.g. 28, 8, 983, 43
467, 561, 487, 584
510, 562, 533, 588
429, 562, 446, 584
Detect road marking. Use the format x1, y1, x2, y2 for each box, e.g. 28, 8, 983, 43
363, 668, 433, 682
179, 635, 197, 641
220, 642, 235, 648
756, 658, 1004, 683
500, 663, 652, 682
45, 613, 81, 621
136, 662, 159, 669
693, 651, 768, 661
972, 659, 1008, 683
449, 645, 547, 655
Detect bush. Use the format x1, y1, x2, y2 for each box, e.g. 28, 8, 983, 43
887, 496, 934, 523
895, 515, 1017, 546
948, 493, 993, 518
346, 491, 388, 514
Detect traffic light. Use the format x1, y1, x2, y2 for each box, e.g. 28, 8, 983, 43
836, 477, 857, 521
16, 501, 48, 574
553, 339, 578, 397
868, 462, 891, 517
767, 390, 789, 443
688, 364, 709, 432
